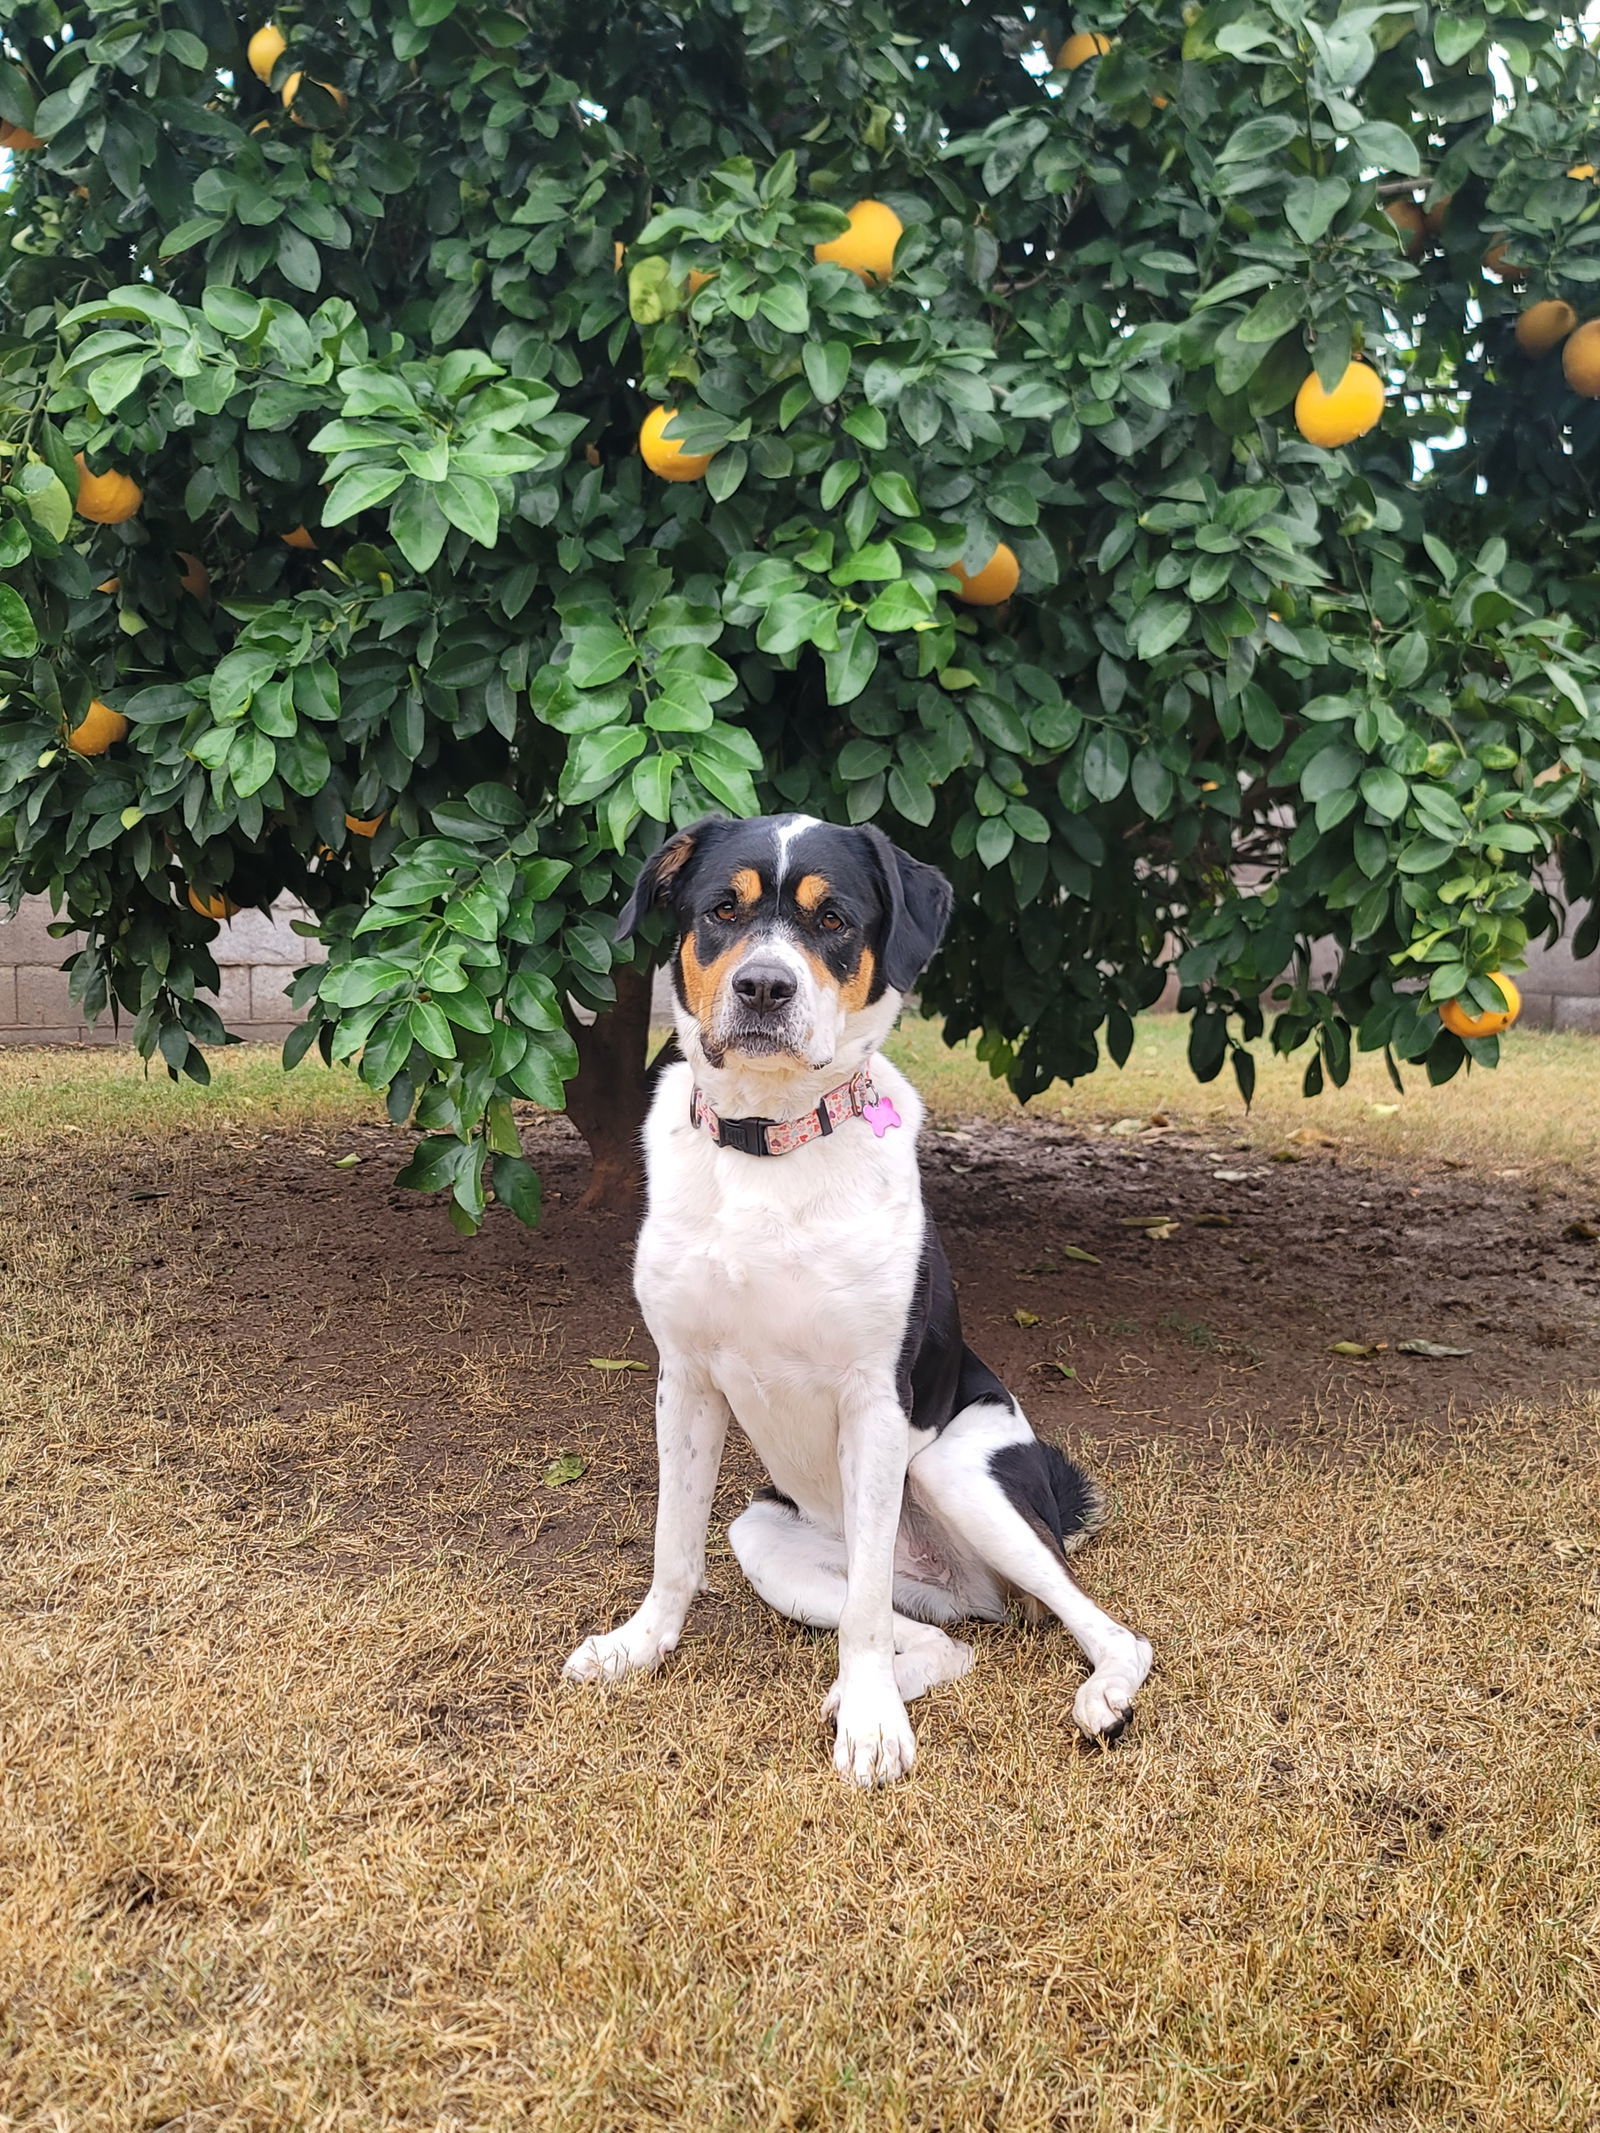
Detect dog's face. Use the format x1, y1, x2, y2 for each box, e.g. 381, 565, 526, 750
618, 814, 954, 1074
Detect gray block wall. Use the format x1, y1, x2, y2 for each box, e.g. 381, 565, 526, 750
0, 895, 321, 1045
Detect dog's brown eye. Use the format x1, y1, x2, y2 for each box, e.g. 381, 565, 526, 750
712, 900, 737, 923
820, 910, 845, 933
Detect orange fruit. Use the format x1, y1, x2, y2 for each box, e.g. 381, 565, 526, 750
1056, 31, 1113, 68
686, 267, 715, 295
96, 575, 121, 595
0, 119, 44, 149
638, 404, 715, 481
281, 524, 317, 549
1439, 973, 1520, 1039
344, 813, 384, 837
74, 453, 142, 524
1562, 318, 1600, 395
187, 886, 239, 921
177, 550, 210, 598
950, 542, 1021, 606
1384, 199, 1427, 257
1516, 300, 1578, 357
813, 199, 903, 284
281, 73, 346, 122
613, 240, 626, 272
1293, 361, 1385, 448
66, 699, 128, 756
1423, 194, 1453, 239
246, 23, 286, 82
1568, 163, 1597, 180
1482, 237, 1522, 282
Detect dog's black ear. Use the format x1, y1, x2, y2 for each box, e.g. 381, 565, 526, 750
615, 815, 728, 941
862, 826, 954, 991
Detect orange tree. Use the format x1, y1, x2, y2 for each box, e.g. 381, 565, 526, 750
4, 0, 1600, 1226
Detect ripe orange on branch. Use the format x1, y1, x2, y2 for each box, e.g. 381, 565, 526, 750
1293, 362, 1385, 448
282, 73, 347, 123
1056, 31, 1113, 69
0, 119, 43, 149
187, 887, 239, 922
951, 543, 1020, 606
74, 453, 142, 524
246, 24, 286, 82
1562, 319, 1600, 396
813, 199, 903, 284
1439, 974, 1521, 1039
1384, 199, 1427, 257
66, 700, 128, 756
638, 404, 715, 481
1516, 301, 1577, 357
344, 813, 385, 837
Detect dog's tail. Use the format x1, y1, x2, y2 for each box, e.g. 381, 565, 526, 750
1042, 1440, 1108, 1559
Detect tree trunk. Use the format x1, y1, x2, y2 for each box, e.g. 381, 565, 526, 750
565, 964, 655, 1215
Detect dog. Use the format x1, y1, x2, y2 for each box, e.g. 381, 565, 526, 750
563, 813, 1152, 1785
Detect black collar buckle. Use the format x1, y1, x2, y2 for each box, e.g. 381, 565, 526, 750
715, 1113, 773, 1157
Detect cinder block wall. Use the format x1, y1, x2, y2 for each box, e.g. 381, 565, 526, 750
1, 892, 1596, 1044
0, 895, 321, 1045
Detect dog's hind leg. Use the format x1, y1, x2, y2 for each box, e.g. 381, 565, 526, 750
908, 1402, 1152, 1742
727, 1493, 974, 1704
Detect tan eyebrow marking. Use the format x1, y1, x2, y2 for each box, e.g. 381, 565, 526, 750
793, 873, 830, 911
729, 866, 762, 907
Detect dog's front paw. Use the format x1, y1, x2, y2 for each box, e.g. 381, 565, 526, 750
823, 1678, 917, 1787
1072, 1633, 1153, 1742
562, 1620, 675, 1685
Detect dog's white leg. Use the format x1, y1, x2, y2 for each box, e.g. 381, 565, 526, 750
728, 1495, 973, 1702
562, 1358, 731, 1685
910, 1401, 1152, 1742
824, 1378, 918, 1786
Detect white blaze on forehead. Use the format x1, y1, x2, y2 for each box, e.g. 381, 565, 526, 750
771, 814, 822, 887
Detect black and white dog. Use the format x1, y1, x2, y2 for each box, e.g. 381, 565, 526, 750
564, 814, 1152, 1786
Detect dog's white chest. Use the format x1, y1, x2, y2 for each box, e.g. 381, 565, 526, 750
635, 1061, 925, 1512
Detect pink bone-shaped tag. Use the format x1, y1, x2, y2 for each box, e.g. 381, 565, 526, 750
862, 1093, 902, 1138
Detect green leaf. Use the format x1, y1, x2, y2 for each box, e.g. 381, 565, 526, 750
491, 1154, 542, 1227
803, 341, 850, 403
0, 586, 39, 660
409, 999, 457, 1057
868, 470, 919, 518
1284, 175, 1351, 243
391, 483, 449, 572
568, 626, 636, 688
822, 617, 879, 705
323, 464, 407, 525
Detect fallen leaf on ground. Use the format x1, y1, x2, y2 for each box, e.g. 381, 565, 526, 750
1395, 1338, 1474, 1358
1108, 1117, 1147, 1136
1149, 1112, 1170, 1126
1270, 1148, 1303, 1164
1564, 1220, 1600, 1242
1289, 1127, 1340, 1148
1145, 1220, 1180, 1240
1212, 1169, 1253, 1183
1118, 1214, 1179, 1229
1369, 1102, 1400, 1117
331, 1153, 362, 1169
1013, 1308, 1041, 1327
1328, 1340, 1383, 1359
1191, 1212, 1234, 1228
589, 1357, 647, 1372
1030, 1360, 1077, 1378
127, 1190, 170, 1202
1060, 1244, 1101, 1264
544, 1454, 586, 1487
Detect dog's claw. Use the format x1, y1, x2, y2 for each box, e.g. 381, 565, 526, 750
1071, 1633, 1153, 1742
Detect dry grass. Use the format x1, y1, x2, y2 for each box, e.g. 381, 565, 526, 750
3, 1050, 1600, 2128
890, 1015, 1600, 1176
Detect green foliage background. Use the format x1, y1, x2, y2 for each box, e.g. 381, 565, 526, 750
4, 0, 1600, 1229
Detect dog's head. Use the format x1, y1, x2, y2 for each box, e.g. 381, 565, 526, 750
618, 814, 953, 1073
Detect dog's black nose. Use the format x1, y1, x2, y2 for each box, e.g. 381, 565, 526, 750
732, 962, 797, 1015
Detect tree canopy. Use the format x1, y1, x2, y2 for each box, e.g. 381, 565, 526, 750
4, 0, 1600, 1229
